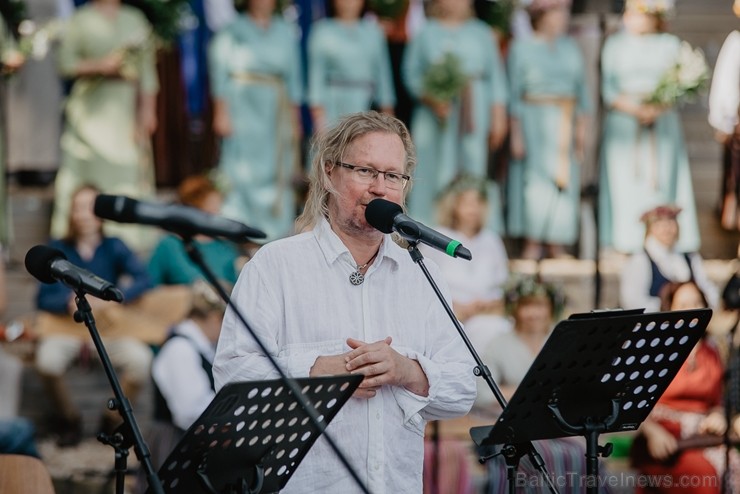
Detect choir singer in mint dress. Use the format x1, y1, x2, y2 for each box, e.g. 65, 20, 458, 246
0, 15, 24, 247
52, 0, 159, 253
506, 0, 591, 260
598, 0, 700, 254
209, 0, 303, 242
402, 0, 508, 232
307, 0, 396, 131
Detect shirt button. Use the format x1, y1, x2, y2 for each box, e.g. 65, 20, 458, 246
376, 412, 381, 420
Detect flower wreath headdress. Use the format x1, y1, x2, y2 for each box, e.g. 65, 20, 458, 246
503, 274, 567, 319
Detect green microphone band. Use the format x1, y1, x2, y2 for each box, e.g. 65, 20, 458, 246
445, 240, 461, 257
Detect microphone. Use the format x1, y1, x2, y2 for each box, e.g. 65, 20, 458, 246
25, 245, 124, 302
365, 199, 472, 260
93, 195, 267, 242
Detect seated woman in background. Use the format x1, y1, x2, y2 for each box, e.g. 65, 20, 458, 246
420, 174, 511, 353
474, 276, 611, 493
620, 204, 719, 313
630, 280, 740, 494
34, 185, 153, 447
147, 175, 244, 286
136, 280, 228, 494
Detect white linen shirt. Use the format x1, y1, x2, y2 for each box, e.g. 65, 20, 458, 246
213, 217, 477, 494
152, 319, 217, 431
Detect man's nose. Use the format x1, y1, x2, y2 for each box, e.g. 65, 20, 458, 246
368, 173, 388, 195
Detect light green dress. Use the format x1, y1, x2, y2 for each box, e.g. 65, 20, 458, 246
209, 14, 302, 242
307, 18, 395, 127
599, 31, 700, 253
506, 35, 591, 245
51, 4, 159, 252
0, 15, 17, 246
402, 18, 507, 233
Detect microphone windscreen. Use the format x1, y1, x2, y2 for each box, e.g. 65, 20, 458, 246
25, 245, 66, 284
365, 199, 402, 234
94, 195, 137, 223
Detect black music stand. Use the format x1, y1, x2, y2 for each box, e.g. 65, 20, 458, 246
148, 374, 362, 494
471, 307, 712, 494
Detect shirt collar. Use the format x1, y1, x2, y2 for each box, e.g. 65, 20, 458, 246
313, 216, 405, 270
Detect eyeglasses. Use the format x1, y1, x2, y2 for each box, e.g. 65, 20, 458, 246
335, 162, 411, 190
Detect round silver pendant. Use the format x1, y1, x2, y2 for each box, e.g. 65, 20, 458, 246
349, 271, 365, 286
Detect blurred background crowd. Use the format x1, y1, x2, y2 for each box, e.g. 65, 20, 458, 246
0, 0, 735, 259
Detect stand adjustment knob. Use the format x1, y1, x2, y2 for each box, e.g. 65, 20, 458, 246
598, 442, 613, 458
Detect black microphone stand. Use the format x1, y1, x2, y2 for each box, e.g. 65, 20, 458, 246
71, 289, 164, 494
180, 236, 370, 494
404, 241, 559, 494
722, 311, 740, 494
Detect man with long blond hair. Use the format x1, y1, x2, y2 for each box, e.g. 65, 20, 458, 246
214, 111, 475, 493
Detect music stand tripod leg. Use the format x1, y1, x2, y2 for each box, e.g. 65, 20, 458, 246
548, 399, 620, 494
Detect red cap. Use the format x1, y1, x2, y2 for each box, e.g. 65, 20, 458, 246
640, 204, 682, 223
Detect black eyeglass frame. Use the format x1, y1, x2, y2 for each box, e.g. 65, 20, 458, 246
335, 162, 411, 189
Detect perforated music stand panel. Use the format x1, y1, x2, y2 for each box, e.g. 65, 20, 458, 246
149, 374, 362, 494
471, 308, 711, 447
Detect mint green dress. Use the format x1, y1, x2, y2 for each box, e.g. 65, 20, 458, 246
599, 31, 700, 253
0, 16, 17, 246
506, 35, 591, 245
402, 19, 508, 233
51, 4, 159, 252
209, 15, 302, 242
307, 18, 395, 126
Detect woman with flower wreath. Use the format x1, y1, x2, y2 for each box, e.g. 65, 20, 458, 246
505, 0, 591, 260
401, 0, 508, 233
307, 0, 396, 131
208, 0, 302, 242
473, 276, 612, 493
50, 0, 159, 253
598, 0, 700, 255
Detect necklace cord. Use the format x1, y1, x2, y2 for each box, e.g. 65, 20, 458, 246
355, 249, 380, 271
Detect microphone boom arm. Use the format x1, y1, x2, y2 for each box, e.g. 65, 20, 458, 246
405, 241, 559, 494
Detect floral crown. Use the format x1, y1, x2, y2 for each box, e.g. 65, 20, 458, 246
526, 0, 572, 15
437, 173, 488, 201
503, 275, 566, 318
625, 0, 675, 15
639, 204, 682, 224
